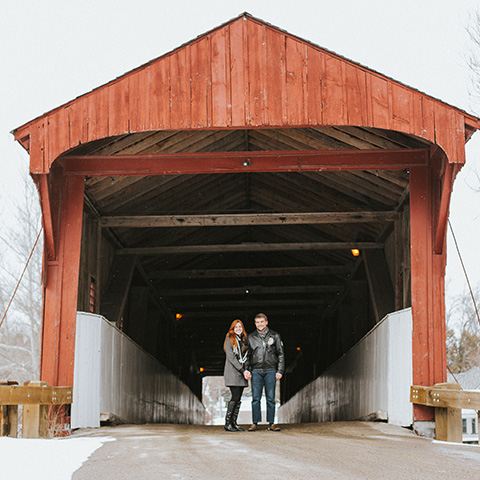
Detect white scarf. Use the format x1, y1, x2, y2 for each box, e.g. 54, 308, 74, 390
233, 335, 248, 364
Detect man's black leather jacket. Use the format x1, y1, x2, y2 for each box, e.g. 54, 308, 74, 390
246, 328, 285, 374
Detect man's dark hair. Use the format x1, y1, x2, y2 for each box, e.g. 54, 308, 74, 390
255, 313, 268, 321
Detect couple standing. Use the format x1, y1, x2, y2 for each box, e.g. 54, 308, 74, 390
223, 313, 285, 432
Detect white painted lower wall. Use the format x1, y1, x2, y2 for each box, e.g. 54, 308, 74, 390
72, 312, 205, 428
278, 308, 413, 426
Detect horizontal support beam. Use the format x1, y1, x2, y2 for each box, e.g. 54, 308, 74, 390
410, 385, 480, 410
150, 265, 350, 279
172, 298, 325, 308
101, 211, 399, 228
62, 149, 429, 176
178, 308, 323, 318
119, 242, 381, 255
0, 386, 73, 405
160, 285, 341, 296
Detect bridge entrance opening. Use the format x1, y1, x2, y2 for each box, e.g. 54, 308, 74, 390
73, 127, 415, 414
15, 14, 479, 432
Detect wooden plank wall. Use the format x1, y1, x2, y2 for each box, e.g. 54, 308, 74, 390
384, 204, 411, 310
77, 209, 115, 313
15, 15, 469, 173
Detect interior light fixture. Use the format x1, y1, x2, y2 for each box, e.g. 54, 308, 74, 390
175, 313, 183, 320
351, 248, 360, 257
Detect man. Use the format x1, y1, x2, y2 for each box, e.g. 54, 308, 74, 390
243, 313, 284, 431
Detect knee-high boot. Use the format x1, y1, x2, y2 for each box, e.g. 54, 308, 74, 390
231, 401, 244, 431
224, 400, 237, 432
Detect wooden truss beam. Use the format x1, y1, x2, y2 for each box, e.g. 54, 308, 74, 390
62, 149, 429, 176
434, 162, 460, 254
118, 242, 382, 255
150, 265, 350, 279
177, 308, 323, 318
100, 211, 399, 228
171, 298, 325, 308
99, 256, 136, 325
34, 174, 56, 260
160, 285, 341, 296
363, 249, 395, 323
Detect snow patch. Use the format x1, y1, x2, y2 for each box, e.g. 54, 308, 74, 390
0, 436, 115, 480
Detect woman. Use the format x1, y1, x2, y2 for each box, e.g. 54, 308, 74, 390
223, 319, 248, 432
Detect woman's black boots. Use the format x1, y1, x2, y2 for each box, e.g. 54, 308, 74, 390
224, 400, 238, 431
231, 401, 244, 431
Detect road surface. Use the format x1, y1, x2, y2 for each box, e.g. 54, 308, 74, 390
72, 421, 480, 479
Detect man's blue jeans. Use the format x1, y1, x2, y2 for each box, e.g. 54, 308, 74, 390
251, 370, 276, 424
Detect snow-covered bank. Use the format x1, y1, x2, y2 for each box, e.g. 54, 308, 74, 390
0, 436, 114, 480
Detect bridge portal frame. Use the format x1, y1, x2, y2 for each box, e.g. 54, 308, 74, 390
12, 13, 480, 424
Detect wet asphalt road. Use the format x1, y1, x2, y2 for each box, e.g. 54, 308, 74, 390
71, 422, 480, 480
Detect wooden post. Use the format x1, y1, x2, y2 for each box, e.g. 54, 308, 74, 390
41, 174, 85, 387
1, 405, 18, 437
434, 383, 462, 443
478, 411, 480, 445
22, 381, 48, 439
0, 381, 18, 437
23, 404, 49, 439
409, 168, 447, 423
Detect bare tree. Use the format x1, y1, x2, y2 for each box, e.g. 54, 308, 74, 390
0, 172, 42, 383
446, 284, 480, 373
466, 10, 480, 192
467, 10, 480, 113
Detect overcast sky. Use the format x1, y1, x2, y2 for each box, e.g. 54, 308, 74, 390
1, 0, 479, 306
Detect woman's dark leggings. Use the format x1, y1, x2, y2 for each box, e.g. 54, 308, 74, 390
229, 386, 244, 402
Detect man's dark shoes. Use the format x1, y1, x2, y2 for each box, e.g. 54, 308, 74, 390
248, 423, 258, 431
267, 423, 281, 431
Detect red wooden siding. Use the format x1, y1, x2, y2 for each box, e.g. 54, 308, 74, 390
40, 175, 85, 387
14, 15, 478, 171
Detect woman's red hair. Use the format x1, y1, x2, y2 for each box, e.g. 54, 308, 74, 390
224, 319, 247, 351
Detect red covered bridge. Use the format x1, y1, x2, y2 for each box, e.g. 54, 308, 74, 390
12, 13, 480, 431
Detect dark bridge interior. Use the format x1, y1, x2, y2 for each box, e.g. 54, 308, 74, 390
72, 126, 419, 400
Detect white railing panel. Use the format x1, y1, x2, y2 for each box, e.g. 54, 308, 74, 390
72, 312, 204, 428
279, 308, 413, 426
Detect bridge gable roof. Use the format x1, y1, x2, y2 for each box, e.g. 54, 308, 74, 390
13, 12, 480, 173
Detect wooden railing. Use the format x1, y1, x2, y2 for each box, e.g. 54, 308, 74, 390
410, 383, 480, 442
0, 381, 73, 438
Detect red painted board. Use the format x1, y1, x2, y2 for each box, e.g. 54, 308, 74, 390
323, 55, 345, 125
147, 60, 170, 130
230, 19, 247, 127
285, 37, 306, 126
266, 27, 286, 125
190, 41, 209, 128
247, 20, 266, 126
211, 29, 229, 127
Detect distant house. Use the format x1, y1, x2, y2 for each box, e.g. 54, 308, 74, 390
447, 367, 480, 443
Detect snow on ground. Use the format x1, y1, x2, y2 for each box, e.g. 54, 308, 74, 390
0, 436, 115, 480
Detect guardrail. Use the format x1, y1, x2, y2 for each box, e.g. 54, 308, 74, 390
0, 381, 73, 438
410, 383, 480, 442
